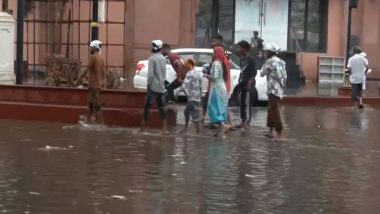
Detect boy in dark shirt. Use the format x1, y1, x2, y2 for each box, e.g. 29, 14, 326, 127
235, 40, 257, 129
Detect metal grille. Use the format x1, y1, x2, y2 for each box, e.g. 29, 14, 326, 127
22, 0, 127, 84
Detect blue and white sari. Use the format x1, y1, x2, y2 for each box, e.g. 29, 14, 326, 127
208, 61, 228, 124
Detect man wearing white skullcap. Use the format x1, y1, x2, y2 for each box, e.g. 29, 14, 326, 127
140, 40, 168, 134
261, 43, 287, 142
90, 40, 102, 51
75, 40, 106, 124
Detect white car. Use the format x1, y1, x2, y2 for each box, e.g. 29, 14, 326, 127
133, 48, 268, 103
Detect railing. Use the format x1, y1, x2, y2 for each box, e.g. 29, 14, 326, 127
290, 27, 304, 54
289, 27, 304, 76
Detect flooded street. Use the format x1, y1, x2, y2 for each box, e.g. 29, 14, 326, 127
0, 106, 380, 213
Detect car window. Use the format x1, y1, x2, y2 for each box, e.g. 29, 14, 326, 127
228, 53, 241, 70
196, 54, 213, 67
178, 54, 195, 61
177, 51, 240, 69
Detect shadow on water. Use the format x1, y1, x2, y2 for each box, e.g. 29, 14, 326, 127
0, 106, 379, 213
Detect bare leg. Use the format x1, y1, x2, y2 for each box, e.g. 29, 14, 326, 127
275, 131, 286, 142
265, 127, 275, 138
218, 122, 229, 139
227, 111, 235, 131
95, 111, 104, 125
359, 97, 364, 109
86, 109, 94, 124
86, 113, 92, 123
195, 121, 201, 135
181, 119, 189, 133
139, 121, 146, 132
182, 106, 190, 133
242, 122, 249, 130
201, 112, 206, 124
162, 120, 169, 135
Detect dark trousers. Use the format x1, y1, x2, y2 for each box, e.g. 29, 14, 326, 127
143, 89, 167, 122
267, 94, 283, 133
240, 88, 248, 123
167, 79, 182, 102
351, 83, 363, 102
231, 83, 250, 123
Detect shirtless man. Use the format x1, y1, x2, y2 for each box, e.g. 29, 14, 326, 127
75, 40, 106, 124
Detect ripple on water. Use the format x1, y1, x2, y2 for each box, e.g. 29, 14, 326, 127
0, 107, 378, 213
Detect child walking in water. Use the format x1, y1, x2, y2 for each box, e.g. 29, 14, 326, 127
182, 59, 203, 134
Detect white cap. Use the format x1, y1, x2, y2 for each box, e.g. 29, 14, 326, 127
152, 40, 163, 51
360, 52, 367, 57
90, 40, 102, 50
265, 43, 279, 53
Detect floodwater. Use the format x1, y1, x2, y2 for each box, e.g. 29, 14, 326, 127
0, 106, 380, 214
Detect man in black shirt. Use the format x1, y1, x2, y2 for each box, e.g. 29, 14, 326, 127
235, 40, 257, 129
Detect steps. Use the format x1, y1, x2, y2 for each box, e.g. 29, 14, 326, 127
278, 52, 306, 85
251, 51, 305, 86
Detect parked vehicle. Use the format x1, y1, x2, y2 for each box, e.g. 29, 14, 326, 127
133, 48, 268, 104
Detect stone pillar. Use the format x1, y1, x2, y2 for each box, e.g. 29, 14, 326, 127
0, 12, 16, 84
125, 0, 136, 86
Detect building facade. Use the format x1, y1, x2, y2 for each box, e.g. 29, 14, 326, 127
1, 0, 380, 82
1, 0, 198, 82
197, 0, 380, 82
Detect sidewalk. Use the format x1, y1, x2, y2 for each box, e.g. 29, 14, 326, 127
19, 74, 380, 108
285, 81, 379, 97
283, 81, 380, 107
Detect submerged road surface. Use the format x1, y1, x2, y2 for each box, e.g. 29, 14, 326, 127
0, 106, 379, 213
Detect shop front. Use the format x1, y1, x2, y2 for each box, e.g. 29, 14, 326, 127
196, 0, 329, 52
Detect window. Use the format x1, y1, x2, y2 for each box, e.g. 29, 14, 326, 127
228, 53, 241, 70
195, 0, 235, 48
197, 54, 213, 67
178, 53, 212, 67
218, 0, 235, 48
178, 53, 195, 62
166, 58, 171, 65
288, 0, 328, 53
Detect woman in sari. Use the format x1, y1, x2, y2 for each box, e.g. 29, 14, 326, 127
205, 47, 230, 138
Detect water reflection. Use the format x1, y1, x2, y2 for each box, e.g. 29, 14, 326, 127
0, 106, 378, 213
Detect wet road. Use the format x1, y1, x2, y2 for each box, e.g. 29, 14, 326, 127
0, 106, 379, 213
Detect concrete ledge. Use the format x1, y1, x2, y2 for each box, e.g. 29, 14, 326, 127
338, 87, 351, 96
283, 96, 380, 108
283, 96, 352, 107
0, 85, 176, 128
0, 101, 176, 128
0, 84, 148, 108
